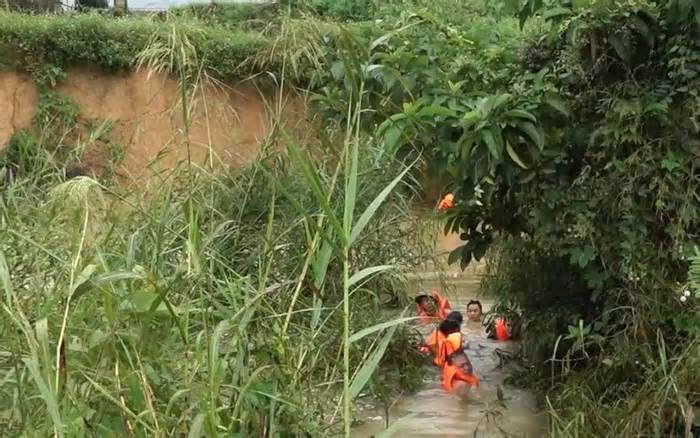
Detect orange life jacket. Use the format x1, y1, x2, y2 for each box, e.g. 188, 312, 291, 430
416, 291, 452, 324
434, 332, 462, 367
442, 364, 479, 392
434, 291, 452, 320
494, 317, 509, 341
437, 193, 455, 211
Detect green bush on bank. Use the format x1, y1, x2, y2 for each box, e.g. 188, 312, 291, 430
293, 0, 699, 435
0, 11, 270, 79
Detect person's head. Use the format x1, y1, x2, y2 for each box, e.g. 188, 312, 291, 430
466, 300, 483, 322
504, 314, 522, 339
415, 293, 437, 315
447, 350, 472, 373
446, 311, 463, 324
438, 319, 461, 336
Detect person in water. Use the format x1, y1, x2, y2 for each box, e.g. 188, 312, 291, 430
433, 317, 464, 367
437, 193, 455, 211
466, 300, 483, 323
442, 350, 479, 399
487, 313, 522, 341
415, 291, 452, 323
420, 311, 463, 356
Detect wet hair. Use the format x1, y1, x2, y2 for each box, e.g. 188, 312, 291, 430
446, 349, 468, 365
447, 349, 473, 373
445, 311, 463, 324
467, 300, 482, 313
414, 293, 436, 305
438, 319, 461, 335
414, 294, 429, 304
506, 313, 523, 339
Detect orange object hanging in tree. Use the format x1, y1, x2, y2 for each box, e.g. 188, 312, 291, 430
437, 193, 455, 211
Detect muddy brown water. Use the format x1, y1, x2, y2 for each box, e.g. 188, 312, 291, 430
352, 270, 546, 438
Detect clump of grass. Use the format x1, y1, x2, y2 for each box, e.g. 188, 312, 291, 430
0, 122, 426, 436
0, 11, 268, 80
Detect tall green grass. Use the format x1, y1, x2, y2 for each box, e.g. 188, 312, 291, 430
0, 22, 428, 430
0, 134, 426, 435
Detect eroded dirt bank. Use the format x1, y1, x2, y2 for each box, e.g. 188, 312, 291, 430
0, 68, 309, 179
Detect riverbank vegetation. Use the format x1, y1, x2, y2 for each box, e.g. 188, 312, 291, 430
1, 104, 429, 435
1, 0, 699, 436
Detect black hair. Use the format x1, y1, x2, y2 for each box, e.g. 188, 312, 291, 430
467, 300, 482, 312
505, 313, 523, 339
415, 293, 436, 305
414, 294, 429, 304
446, 349, 467, 365
447, 349, 473, 373
445, 311, 463, 324
438, 319, 461, 335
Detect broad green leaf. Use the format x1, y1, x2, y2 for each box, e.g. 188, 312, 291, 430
609, 32, 632, 64
518, 0, 543, 29
383, 126, 403, 154
330, 61, 344, 80
630, 15, 654, 47
349, 320, 400, 399
484, 94, 512, 116
349, 315, 417, 343
482, 128, 503, 159
569, 246, 596, 268
543, 6, 573, 21
416, 105, 457, 119
349, 161, 414, 246
70, 263, 96, 294
544, 96, 570, 118
517, 122, 544, 150
377, 113, 408, 136
448, 245, 465, 265
132, 289, 158, 313
348, 265, 395, 288
461, 111, 481, 129
506, 141, 528, 169
503, 109, 537, 122
312, 239, 334, 289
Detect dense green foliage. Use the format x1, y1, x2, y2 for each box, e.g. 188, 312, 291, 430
265, 0, 700, 434
0, 10, 430, 434
0, 11, 268, 79
1, 0, 700, 435
1, 131, 427, 436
